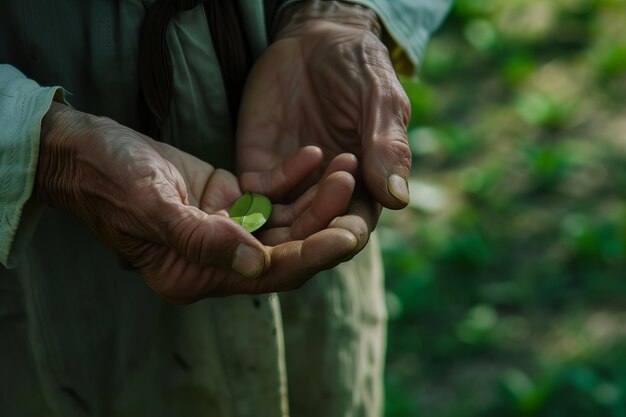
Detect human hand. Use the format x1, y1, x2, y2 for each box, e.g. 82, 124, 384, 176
152, 140, 357, 245
36, 103, 358, 302
237, 1, 411, 253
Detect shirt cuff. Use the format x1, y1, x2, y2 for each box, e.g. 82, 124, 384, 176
0, 64, 65, 268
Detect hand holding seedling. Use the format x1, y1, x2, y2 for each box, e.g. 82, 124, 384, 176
38, 103, 357, 303
237, 2, 411, 257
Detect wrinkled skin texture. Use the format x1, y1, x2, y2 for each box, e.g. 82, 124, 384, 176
37, 103, 358, 303
237, 1, 412, 253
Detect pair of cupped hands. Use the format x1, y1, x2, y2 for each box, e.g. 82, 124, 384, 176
37, 3, 411, 303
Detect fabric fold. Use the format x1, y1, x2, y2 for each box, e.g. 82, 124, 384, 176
0, 64, 64, 267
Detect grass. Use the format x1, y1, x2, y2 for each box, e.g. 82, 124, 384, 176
382, 0, 626, 415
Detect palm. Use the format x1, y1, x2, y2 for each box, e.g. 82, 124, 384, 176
237, 23, 412, 251
237, 33, 364, 197
138, 139, 357, 300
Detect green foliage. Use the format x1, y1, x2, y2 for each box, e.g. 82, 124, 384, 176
383, 1, 626, 416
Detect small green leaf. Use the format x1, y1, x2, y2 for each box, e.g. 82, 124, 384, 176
228, 192, 273, 233
228, 192, 253, 217
230, 213, 267, 233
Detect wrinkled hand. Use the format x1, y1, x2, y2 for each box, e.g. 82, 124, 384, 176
237, 1, 411, 253
37, 103, 357, 302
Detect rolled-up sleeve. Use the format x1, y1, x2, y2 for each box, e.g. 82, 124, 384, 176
276, 0, 453, 75
0, 64, 64, 268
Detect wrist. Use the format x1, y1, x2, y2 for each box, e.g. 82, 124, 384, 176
37, 103, 87, 207
273, 1, 381, 40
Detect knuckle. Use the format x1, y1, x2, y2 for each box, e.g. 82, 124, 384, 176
397, 91, 411, 125
387, 139, 412, 171
369, 136, 411, 176
189, 216, 240, 267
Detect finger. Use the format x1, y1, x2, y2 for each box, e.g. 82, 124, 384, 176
259, 171, 355, 245
253, 227, 358, 292
288, 171, 355, 240
200, 168, 241, 213
322, 152, 358, 177
141, 226, 359, 299
361, 60, 412, 209
240, 145, 323, 201
161, 227, 359, 297
265, 153, 358, 228
161, 204, 270, 279
268, 190, 316, 227
329, 186, 381, 254
179, 227, 358, 297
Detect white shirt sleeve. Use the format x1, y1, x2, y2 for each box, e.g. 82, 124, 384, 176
0, 64, 64, 268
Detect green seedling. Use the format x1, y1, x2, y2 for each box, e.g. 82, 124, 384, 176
228, 192, 273, 233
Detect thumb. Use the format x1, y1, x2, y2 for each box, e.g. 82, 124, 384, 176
361, 65, 412, 210
164, 204, 270, 279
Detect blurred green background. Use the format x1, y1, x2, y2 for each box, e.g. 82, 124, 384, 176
381, 0, 626, 415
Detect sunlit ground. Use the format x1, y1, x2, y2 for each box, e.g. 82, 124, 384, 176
381, 0, 626, 415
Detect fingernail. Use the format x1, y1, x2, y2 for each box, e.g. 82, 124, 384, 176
232, 244, 265, 279
387, 174, 410, 205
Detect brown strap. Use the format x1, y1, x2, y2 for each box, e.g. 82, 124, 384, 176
203, 1, 251, 127
139, 0, 191, 137
140, 0, 280, 139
